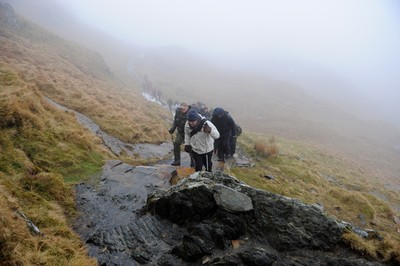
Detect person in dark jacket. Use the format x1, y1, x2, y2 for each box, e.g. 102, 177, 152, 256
211, 107, 236, 162
169, 102, 190, 166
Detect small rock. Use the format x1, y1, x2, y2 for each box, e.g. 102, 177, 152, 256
213, 185, 253, 212
312, 203, 324, 212
263, 174, 275, 180
357, 214, 367, 226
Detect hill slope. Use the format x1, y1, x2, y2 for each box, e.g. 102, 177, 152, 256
0, 4, 170, 144
1, 2, 399, 264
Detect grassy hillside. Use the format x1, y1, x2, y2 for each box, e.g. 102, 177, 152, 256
1, 4, 399, 264
0, 10, 172, 264
0, 15, 171, 145
0, 68, 104, 265
230, 133, 400, 261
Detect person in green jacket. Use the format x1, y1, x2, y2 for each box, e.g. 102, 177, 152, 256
169, 102, 190, 166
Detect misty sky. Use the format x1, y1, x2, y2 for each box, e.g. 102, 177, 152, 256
54, 0, 400, 124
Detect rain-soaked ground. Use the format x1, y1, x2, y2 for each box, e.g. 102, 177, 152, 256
73, 149, 254, 265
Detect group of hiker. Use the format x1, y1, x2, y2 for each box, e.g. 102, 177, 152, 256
168, 101, 241, 172
140, 75, 241, 172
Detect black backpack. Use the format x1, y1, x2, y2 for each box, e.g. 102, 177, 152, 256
235, 124, 242, 137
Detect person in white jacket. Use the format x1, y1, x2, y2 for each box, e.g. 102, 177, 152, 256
184, 109, 220, 172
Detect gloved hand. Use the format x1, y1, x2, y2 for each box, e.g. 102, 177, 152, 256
203, 122, 211, 133
168, 127, 175, 134
184, 145, 192, 153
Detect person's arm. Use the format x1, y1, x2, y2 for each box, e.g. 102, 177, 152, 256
207, 121, 220, 140
184, 121, 191, 145
169, 110, 179, 133
228, 115, 236, 136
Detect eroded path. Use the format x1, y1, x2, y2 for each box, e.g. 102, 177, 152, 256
74, 160, 182, 265
47, 98, 266, 265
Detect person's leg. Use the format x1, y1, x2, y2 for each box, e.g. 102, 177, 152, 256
229, 136, 237, 157
172, 132, 184, 165
216, 138, 225, 161
192, 151, 204, 171
203, 151, 213, 172
189, 152, 196, 167
222, 136, 231, 158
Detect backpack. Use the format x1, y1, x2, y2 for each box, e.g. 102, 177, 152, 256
235, 124, 242, 137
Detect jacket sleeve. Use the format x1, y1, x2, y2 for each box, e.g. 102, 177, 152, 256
228, 115, 237, 136
184, 122, 191, 145
207, 121, 220, 140
171, 110, 179, 129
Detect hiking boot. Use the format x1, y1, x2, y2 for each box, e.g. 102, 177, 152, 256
171, 160, 180, 166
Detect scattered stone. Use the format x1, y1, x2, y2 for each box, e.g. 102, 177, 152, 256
312, 202, 324, 212
263, 174, 275, 180
357, 213, 367, 226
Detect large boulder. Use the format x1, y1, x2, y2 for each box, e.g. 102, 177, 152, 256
75, 163, 384, 265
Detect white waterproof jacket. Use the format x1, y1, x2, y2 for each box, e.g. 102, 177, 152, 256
184, 118, 220, 154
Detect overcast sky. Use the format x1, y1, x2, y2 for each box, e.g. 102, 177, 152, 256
51, 0, 400, 125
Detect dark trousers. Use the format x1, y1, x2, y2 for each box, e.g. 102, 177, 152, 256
215, 136, 230, 160
192, 150, 213, 172
229, 136, 237, 156
173, 131, 184, 162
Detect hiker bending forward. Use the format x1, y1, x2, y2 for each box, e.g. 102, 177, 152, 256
184, 110, 220, 172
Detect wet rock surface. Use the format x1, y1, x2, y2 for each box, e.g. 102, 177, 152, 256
75, 165, 384, 265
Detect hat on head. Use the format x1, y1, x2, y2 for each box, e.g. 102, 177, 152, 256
187, 109, 200, 122
213, 107, 224, 116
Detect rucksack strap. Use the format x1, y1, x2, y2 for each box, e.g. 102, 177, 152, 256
190, 118, 208, 137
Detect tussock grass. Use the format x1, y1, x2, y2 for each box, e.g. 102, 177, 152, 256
342, 231, 378, 259
254, 136, 279, 158
0, 68, 107, 265
0, 186, 97, 265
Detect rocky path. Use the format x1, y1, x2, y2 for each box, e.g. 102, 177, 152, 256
48, 98, 384, 265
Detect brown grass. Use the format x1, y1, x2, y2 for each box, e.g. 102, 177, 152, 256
230, 132, 400, 263
254, 136, 279, 157
0, 66, 109, 264
0, 184, 97, 266
1, 20, 171, 145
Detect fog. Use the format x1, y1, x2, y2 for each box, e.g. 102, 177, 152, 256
12, 0, 400, 126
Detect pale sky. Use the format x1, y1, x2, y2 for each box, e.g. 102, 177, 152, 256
49, 0, 400, 125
